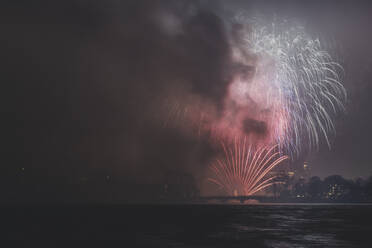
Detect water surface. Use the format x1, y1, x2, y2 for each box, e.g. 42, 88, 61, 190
2, 204, 372, 247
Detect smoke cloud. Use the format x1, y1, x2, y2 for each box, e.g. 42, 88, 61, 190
4, 0, 238, 187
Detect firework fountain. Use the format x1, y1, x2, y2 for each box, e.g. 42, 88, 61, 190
208, 138, 289, 196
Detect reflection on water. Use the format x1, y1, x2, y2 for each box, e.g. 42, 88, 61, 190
2, 204, 372, 247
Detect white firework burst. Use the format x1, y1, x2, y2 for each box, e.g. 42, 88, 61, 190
232, 15, 347, 156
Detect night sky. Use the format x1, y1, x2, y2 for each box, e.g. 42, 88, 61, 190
4, 1, 372, 200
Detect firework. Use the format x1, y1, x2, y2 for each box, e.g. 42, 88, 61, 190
230, 15, 347, 155
159, 14, 347, 195
208, 138, 289, 196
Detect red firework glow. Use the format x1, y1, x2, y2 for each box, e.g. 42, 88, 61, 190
161, 59, 290, 197
208, 74, 289, 147
208, 138, 289, 196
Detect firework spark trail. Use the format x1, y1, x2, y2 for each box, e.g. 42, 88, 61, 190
233, 15, 347, 155
208, 137, 289, 196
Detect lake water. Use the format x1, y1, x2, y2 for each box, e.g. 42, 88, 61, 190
2, 204, 372, 247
